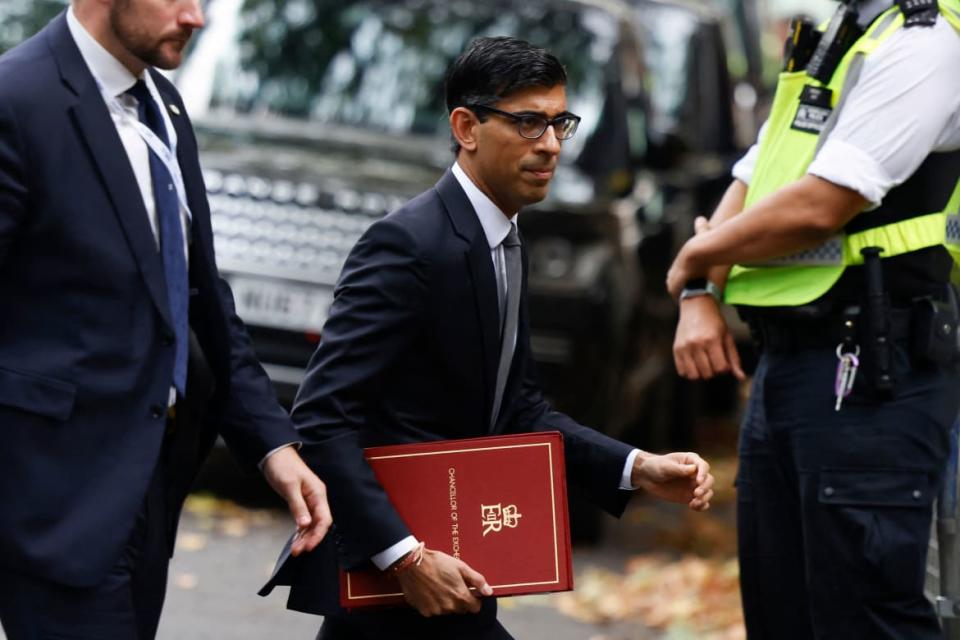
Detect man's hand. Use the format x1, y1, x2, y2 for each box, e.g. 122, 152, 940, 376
674, 295, 745, 381
632, 451, 714, 511
262, 446, 332, 556
396, 548, 493, 617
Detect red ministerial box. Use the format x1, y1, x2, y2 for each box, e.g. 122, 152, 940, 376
339, 431, 572, 608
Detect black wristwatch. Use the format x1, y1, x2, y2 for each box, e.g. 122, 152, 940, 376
680, 278, 722, 302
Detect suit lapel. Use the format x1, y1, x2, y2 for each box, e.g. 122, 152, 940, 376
435, 171, 500, 427
48, 14, 172, 330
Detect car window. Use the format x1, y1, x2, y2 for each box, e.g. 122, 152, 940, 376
0, 0, 68, 54
175, 0, 620, 157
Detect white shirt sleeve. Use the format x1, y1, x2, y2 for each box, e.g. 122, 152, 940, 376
620, 449, 641, 490
257, 441, 300, 470
371, 536, 419, 571
731, 120, 769, 186
808, 16, 960, 206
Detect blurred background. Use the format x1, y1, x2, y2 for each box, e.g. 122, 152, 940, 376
0, 0, 838, 638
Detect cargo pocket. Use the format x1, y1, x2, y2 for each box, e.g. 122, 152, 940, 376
0, 366, 76, 421
817, 468, 935, 599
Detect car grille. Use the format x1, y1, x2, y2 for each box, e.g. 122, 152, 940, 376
204, 170, 404, 285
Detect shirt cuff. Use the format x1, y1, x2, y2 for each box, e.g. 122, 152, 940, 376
620, 449, 641, 490
257, 441, 301, 471
372, 536, 420, 571
809, 138, 891, 207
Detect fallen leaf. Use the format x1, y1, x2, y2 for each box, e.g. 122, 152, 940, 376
176, 532, 208, 552
174, 572, 199, 590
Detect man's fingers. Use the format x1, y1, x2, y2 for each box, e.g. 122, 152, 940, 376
697, 471, 715, 492
655, 456, 698, 481
693, 216, 710, 235
286, 482, 314, 556
705, 340, 730, 376
690, 492, 713, 511
724, 332, 746, 381
679, 452, 711, 485
284, 482, 311, 529
691, 349, 715, 380
458, 561, 493, 597
295, 482, 332, 554
696, 460, 712, 486
674, 347, 696, 380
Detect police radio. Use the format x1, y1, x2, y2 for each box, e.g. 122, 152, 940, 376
805, 1, 865, 84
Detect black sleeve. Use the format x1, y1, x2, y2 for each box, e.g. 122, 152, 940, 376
0, 101, 28, 266
291, 216, 429, 567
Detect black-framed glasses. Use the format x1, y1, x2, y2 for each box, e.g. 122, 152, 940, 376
468, 104, 581, 140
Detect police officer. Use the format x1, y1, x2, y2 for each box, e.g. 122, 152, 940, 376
667, 0, 960, 637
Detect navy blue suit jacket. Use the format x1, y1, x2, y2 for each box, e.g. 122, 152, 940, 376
0, 14, 297, 588
260, 170, 634, 615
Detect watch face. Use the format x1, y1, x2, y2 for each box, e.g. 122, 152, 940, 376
684, 278, 708, 290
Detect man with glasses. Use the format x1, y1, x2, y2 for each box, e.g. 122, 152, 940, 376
260, 36, 715, 639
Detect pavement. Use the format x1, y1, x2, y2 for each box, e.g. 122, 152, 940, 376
0, 504, 660, 640
154, 505, 659, 640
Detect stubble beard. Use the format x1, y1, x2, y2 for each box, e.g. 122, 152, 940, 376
109, 0, 189, 71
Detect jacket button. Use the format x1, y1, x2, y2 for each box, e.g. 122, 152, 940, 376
150, 404, 165, 419
823, 487, 835, 497
913, 490, 923, 500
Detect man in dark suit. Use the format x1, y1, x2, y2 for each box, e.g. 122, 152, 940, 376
260, 37, 715, 639
0, 1, 332, 638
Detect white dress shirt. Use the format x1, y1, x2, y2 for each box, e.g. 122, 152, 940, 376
67, 7, 191, 257
733, 13, 960, 206
371, 165, 641, 570
67, 7, 190, 408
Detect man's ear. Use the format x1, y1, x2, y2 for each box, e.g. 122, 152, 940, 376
450, 107, 480, 152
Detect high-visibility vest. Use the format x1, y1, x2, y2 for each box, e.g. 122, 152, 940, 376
724, 0, 960, 307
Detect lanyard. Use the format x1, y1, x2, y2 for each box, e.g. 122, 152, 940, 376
95, 73, 193, 222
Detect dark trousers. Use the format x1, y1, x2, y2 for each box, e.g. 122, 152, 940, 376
317, 598, 514, 640
0, 453, 171, 640
737, 344, 960, 639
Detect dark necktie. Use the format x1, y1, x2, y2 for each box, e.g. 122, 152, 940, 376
126, 80, 189, 397
490, 224, 521, 429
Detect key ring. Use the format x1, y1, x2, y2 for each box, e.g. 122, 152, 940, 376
836, 343, 860, 359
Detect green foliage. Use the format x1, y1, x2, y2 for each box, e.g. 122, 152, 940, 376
0, 0, 68, 55
216, 0, 606, 134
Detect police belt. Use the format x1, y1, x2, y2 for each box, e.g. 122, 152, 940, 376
745, 307, 914, 352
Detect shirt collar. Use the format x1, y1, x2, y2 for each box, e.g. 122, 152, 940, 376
451, 162, 517, 250
66, 6, 144, 98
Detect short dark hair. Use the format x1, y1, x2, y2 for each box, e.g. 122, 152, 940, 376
444, 36, 567, 154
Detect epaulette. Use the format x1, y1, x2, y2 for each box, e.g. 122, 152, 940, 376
896, 0, 940, 27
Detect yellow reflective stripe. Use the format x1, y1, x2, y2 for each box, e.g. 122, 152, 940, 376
844, 212, 946, 264
945, 5, 960, 33
945, 180, 960, 218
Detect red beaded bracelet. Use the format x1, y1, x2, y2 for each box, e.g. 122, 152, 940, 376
387, 541, 426, 577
